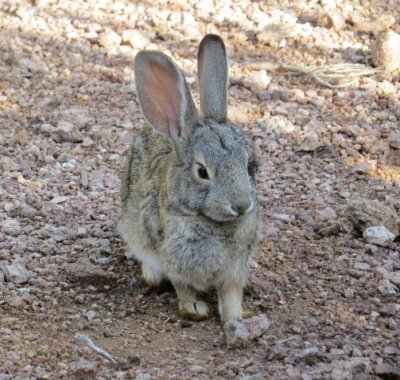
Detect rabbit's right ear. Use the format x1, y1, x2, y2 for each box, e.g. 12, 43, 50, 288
134, 51, 198, 138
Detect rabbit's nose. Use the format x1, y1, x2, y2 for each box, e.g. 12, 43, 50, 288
231, 197, 253, 216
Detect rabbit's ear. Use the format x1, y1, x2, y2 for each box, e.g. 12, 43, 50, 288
135, 51, 198, 138
198, 34, 228, 123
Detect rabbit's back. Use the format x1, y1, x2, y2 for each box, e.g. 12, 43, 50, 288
119, 127, 172, 254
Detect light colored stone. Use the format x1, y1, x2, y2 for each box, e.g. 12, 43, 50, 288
363, 226, 395, 247
297, 132, 323, 152
4, 262, 30, 284
372, 30, 400, 76
330, 358, 370, 380
2, 219, 21, 236
378, 279, 397, 295
389, 272, 400, 287
51, 121, 83, 143
122, 30, 149, 49
345, 198, 398, 236
224, 314, 271, 348
98, 30, 121, 49
317, 207, 337, 221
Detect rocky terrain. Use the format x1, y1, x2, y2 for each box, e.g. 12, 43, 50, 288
0, 0, 399, 379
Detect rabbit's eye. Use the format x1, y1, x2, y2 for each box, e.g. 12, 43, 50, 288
197, 163, 209, 180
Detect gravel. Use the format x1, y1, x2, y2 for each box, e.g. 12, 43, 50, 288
0, 0, 399, 378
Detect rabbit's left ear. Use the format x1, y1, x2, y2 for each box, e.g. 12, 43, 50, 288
135, 50, 198, 138
198, 34, 228, 123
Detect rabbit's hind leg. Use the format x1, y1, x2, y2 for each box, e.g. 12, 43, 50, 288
173, 282, 209, 321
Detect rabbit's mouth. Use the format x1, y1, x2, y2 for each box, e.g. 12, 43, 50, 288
202, 201, 254, 223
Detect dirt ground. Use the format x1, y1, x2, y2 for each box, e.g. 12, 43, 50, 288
1, 0, 400, 379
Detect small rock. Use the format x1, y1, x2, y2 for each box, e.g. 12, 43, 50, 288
297, 132, 322, 152
224, 314, 271, 348
321, 11, 346, 30
344, 288, 354, 299
51, 121, 83, 143
345, 198, 398, 236
317, 207, 337, 221
4, 262, 30, 284
86, 310, 97, 321
136, 373, 151, 380
288, 347, 323, 365
80, 169, 89, 188
353, 160, 377, 176
121, 30, 149, 49
64, 262, 117, 285
5, 295, 23, 307
353, 262, 371, 271
365, 244, 379, 255
330, 358, 370, 380
372, 30, 400, 77
375, 363, 400, 378
19, 204, 37, 218
2, 219, 22, 236
243, 70, 271, 92
363, 226, 395, 247
387, 131, 400, 149
378, 279, 398, 295
389, 272, 400, 287
379, 304, 400, 317
69, 359, 97, 374
89, 172, 105, 191
271, 213, 294, 223
98, 30, 122, 49
264, 224, 280, 237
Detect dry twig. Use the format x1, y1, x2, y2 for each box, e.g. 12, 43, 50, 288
75, 332, 120, 367
242, 61, 382, 88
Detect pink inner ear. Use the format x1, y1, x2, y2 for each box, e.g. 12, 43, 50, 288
143, 61, 183, 136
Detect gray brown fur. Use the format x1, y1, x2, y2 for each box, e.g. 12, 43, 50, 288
118, 34, 263, 322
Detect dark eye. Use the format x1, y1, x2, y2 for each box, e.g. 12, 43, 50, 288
197, 163, 209, 180
247, 161, 255, 176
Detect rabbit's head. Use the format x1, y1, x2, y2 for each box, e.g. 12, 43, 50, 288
134, 34, 258, 223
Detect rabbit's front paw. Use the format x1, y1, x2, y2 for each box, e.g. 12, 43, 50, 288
178, 300, 209, 321
142, 261, 164, 288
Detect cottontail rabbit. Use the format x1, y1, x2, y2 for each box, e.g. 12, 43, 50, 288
118, 34, 263, 322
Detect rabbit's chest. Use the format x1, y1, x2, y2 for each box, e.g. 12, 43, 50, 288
162, 216, 252, 288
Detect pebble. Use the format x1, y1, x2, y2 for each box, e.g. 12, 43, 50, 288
224, 314, 271, 348
345, 198, 399, 236
330, 358, 370, 380
363, 226, 395, 247
297, 132, 323, 152
288, 347, 323, 365
89, 173, 105, 191
353, 262, 370, 271
378, 279, 398, 296
86, 310, 97, 321
2, 219, 22, 236
98, 30, 122, 49
375, 364, 400, 378
379, 304, 400, 316
69, 360, 97, 374
389, 272, 400, 287
387, 131, 400, 149
364, 244, 379, 255
4, 262, 31, 284
121, 29, 149, 49
372, 30, 400, 77
317, 207, 337, 221
51, 121, 83, 143
344, 288, 354, 299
